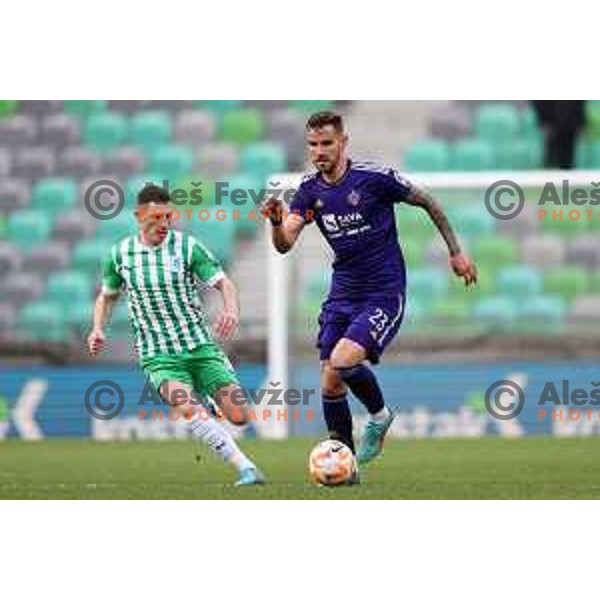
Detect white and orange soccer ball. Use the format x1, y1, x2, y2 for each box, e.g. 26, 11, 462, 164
308, 439, 358, 486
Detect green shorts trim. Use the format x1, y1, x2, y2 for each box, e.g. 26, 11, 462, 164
139, 344, 239, 400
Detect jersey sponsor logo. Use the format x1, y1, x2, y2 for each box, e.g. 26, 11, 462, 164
322, 214, 340, 232
347, 190, 361, 206
314, 198, 324, 212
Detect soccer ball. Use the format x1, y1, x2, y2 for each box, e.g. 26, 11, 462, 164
308, 439, 358, 486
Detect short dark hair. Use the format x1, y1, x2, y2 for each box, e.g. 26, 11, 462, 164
137, 184, 171, 206
306, 111, 344, 132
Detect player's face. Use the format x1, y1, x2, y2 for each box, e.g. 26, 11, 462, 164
307, 126, 347, 175
136, 202, 172, 245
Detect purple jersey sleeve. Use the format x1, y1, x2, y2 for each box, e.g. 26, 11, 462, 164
380, 167, 416, 203
288, 180, 315, 224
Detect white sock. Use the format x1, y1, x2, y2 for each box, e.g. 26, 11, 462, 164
370, 405, 390, 424
189, 416, 255, 472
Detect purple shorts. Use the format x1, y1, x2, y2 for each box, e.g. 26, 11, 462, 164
317, 294, 405, 364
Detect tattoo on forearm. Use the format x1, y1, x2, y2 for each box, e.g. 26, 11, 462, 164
406, 186, 461, 256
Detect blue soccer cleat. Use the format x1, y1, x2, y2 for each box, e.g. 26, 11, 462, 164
357, 410, 395, 465
235, 467, 266, 486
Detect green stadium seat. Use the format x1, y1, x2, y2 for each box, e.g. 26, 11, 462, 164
0, 213, 6, 238
95, 210, 137, 243
409, 268, 448, 305
585, 100, 600, 138
241, 142, 287, 182
31, 177, 77, 211
451, 138, 495, 171
109, 302, 130, 335
495, 137, 543, 170
521, 105, 539, 135
7, 210, 52, 249
290, 100, 333, 113
403, 140, 450, 172
196, 100, 243, 114
450, 204, 496, 238
516, 295, 567, 333
63, 100, 108, 119
73, 239, 110, 273
190, 218, 236, 265
220, 109, 265, 145
218, 173, 262, 235
473, 236, 518, 270
498, 266, 542, 298
148, 146, 194, 180
472, 297, 517, 329
544, 268, 589, 302
474, 104, 520, 141
18, 300, 68, 342
130, 111, 172, 147
47, 272, 94, 304
541, 209, 590, 237
575, 136, 590, 168
0, 100, 18, 117
586, 141, 600, 168
431, 298, 470, 322
84, 113, 128, 153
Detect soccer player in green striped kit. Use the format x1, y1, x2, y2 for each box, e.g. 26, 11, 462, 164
87, 185, 265, 486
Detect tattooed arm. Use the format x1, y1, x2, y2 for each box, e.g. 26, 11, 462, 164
403, 184, 477, 286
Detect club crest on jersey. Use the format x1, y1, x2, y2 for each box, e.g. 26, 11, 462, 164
170, 257, 182, 272
347, 190, 361, 206
314, 198, 324, 212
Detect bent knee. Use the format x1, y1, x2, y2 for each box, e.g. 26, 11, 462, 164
321, 363, 346, 397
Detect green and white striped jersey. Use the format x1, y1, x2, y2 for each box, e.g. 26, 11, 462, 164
102, 230, 224, 359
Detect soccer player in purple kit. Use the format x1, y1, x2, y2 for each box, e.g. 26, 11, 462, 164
262, 111, 477, 473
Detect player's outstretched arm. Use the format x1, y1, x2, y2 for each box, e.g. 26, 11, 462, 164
88, 290, 120, 356
261, 195, 305, 254
403, 184, 478, 287
213, 275, 239, 341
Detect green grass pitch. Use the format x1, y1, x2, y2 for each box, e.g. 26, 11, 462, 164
1, 437, 600, 499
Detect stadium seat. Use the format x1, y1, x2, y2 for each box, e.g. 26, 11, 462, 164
31, 177, 77, 212
0, 302, 16, 331
0, 273, 44, 304
73, 239, 108, 273
427, 101, 471, 141
108, 100, 147, 113
498, 204, 539, 237
47, 272, 93, 304
0, 242, 22, 277
148, 145, 194, 180
84, 113, 128, 153
0, 148, 10, 177
586, 141, 600, 168
63, 100, 108, 119
0, 100, 18, 117
575, 136, 591, 169
197, 100, 243, 114
474, 104, 520, 141
0, 115, 37, 147
472, 236, 518, 270
430, 298, 470, 323
59, 146, 102, 177
12, 147, 56, 179
39, 114, 81, 148
174, 110, 216, 146
54, 210, 97, 245
566, 236, 600, 270
472, 297, 517, 329
541, 210, 589, 237
7, 210, 52, 249
95, 210, 137, 243
520, 105, 539, 135
194, 143, 239, 178
18, 300, 68, 342
495, 138, 543, 170
522, 234, 566, 270
568, 294, 600, 326
498, 265, 542, 298
451, 138, 495, 171
190, 218, 236, 265
129, 111, 173, 147
403, 140, 450, 172
409, 268, 448, 305
450, 204, 496, 238
544, 267, 589, 303
101, 146, 146, 176
585, 100, 600, 138
0, 179, 31, 212
289, 100, 333, 113
19, 100, 62, 115
22, 242, 71, 275
241, 142, 287, 182
219, 173, 262, 235
267, 109, 307, 169
516, 295, 567, 332
220, 109, 265, 145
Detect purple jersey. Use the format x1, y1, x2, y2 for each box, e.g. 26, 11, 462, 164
290, 160, 415, 300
